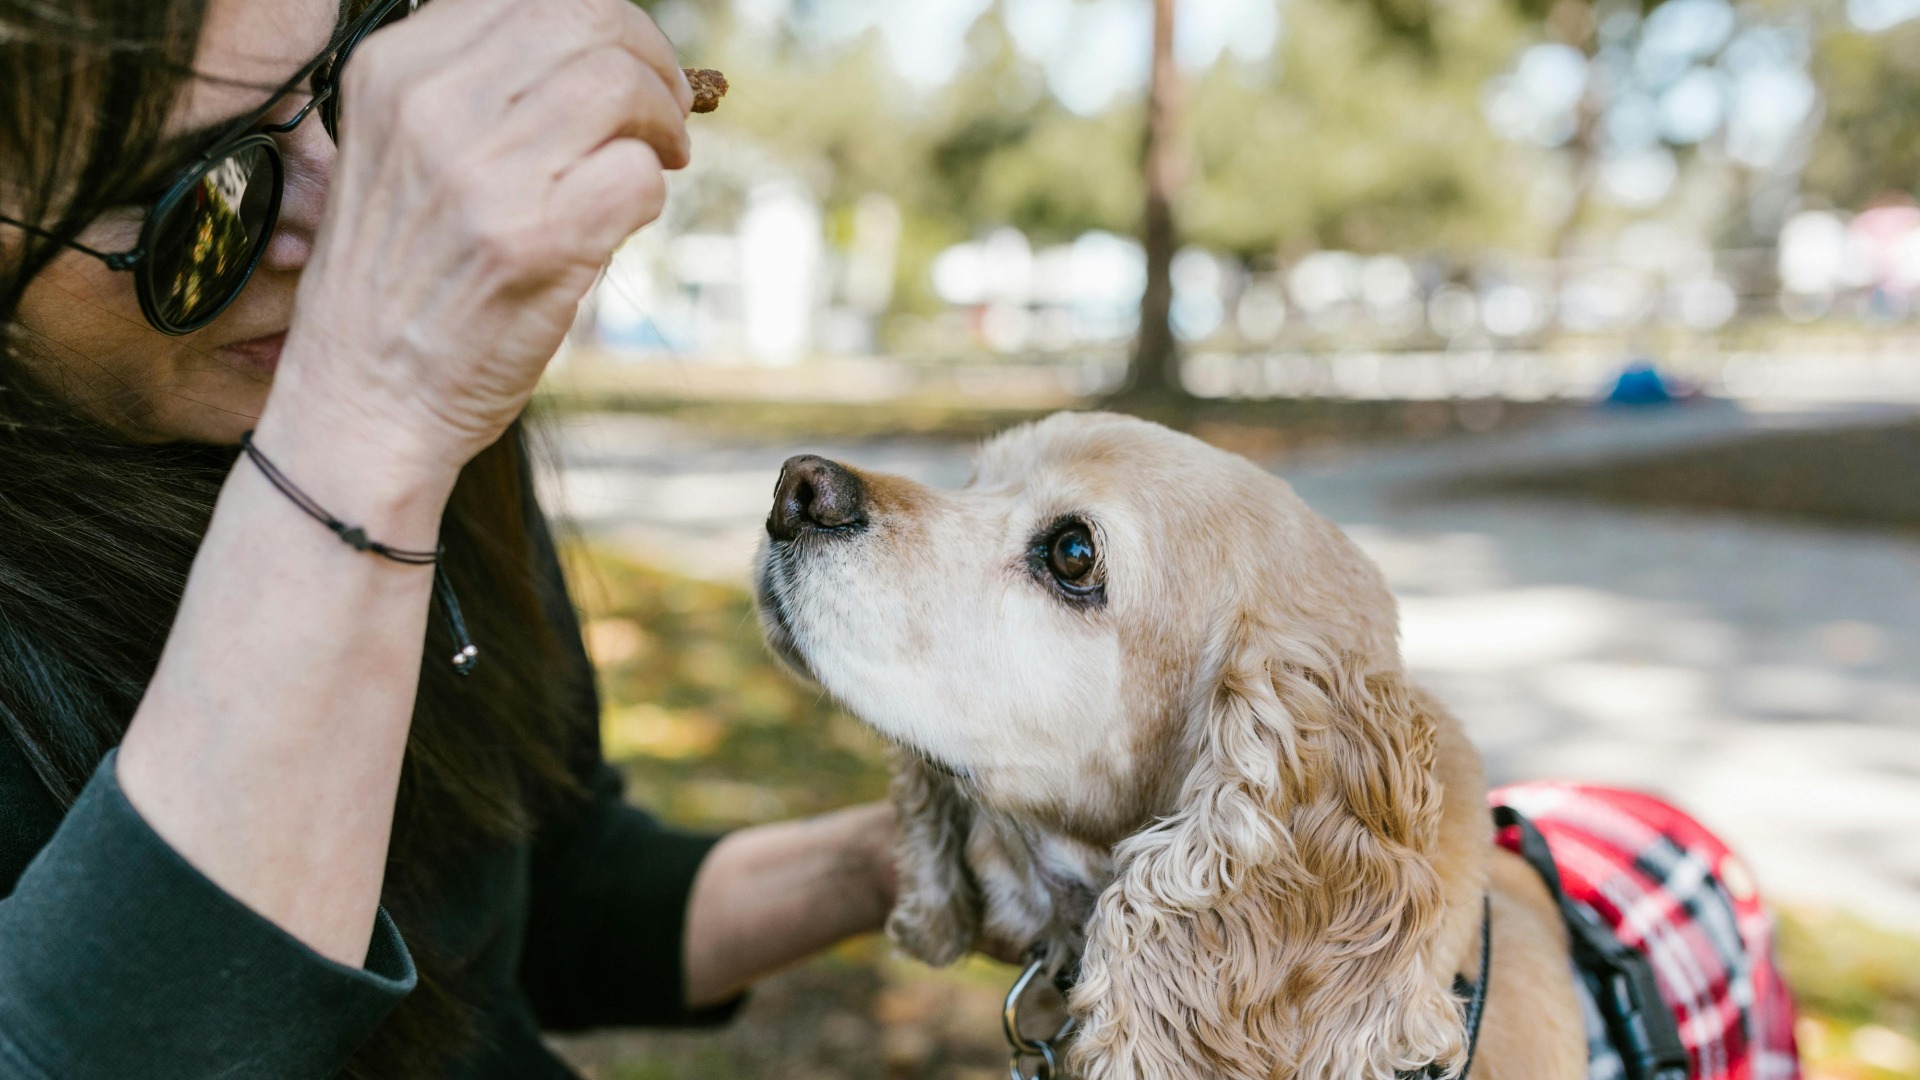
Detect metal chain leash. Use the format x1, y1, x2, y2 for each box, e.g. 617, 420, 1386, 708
1003, 956, 1077, 1080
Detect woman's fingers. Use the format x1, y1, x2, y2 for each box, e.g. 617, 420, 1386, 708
549, 137, 669, 256
495, 45, 690, 171
281, 0, 698, 475
470, 0, 691, 115
371, 0, 688, 124
598, 0, 695, 115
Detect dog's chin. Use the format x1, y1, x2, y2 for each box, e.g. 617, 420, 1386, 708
905, 745, 971, 782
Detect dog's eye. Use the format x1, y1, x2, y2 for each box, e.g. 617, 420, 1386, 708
1047, 524, 1096, 584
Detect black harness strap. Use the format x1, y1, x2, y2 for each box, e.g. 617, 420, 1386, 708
1454, 894, 1494, 1078
1494, 805, 1691, 1080
1400, 894, 1492, 1080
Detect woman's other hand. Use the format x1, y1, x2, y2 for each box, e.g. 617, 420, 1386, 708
680, 802, 1032, 1008
274, 0, 692, 478
682, 803, 898, 1008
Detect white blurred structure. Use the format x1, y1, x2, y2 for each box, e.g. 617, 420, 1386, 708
1777, 205, 1920, 321
568, 129, 1920, 411
577, 131, 848, 366
931, 228, 1148, 352
740, 182, 823, 366
910, 214, 1775, 362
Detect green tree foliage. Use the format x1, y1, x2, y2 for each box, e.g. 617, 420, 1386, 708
679, 0, 1533, 273
1184, 0, 1532, 255
1803, 19, 1920, 209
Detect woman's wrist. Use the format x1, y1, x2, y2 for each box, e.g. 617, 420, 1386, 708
252, 369, 463, 550
844, 802, 900, 931
799, 802, 898, 935
681, 802, 899, 1007
120, 381, 460, 966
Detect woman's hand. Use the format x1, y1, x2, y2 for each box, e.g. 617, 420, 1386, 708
273, 0, 692, 479
120, 0, 693, 970
680, 802, 1034, 1006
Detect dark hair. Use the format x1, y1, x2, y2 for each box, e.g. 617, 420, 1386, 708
0, 3, 583, 1076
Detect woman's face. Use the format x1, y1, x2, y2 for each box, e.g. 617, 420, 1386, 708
10, 0, 342, 445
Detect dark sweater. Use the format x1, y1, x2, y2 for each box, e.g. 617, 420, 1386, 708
0, 514, 732, 1078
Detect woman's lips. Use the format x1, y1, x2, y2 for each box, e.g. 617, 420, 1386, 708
218, 330, 287, 376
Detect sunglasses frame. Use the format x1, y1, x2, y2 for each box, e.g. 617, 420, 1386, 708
319, 0, 422, 144
0, 0, 417, 335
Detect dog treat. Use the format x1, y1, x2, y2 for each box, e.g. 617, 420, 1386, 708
684, 68, 728, 114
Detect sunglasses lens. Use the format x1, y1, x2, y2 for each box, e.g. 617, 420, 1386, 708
320, 0, 413, 142
147, 142, 278, 331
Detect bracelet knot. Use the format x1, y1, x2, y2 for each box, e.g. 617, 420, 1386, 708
239, 430, 479, 676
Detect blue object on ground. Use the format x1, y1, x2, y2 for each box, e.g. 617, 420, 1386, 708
1607, 361, 1674, 406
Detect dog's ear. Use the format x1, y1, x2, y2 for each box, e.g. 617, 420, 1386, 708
884, 751, 982, 966
1069, 634, 1461, 1080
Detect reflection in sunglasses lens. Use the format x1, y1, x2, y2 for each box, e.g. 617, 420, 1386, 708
151, 142, 276, 329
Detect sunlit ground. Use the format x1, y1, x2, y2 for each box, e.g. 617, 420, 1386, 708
547, 546, 1920, 1080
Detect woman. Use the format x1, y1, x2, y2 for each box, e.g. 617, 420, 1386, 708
0, 0, 901, 1076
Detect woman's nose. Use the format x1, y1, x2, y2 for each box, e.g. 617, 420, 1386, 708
259, 113, 335, 271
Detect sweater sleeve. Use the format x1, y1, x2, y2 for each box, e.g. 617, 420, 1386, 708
513, 473, 741, 1032
0, 750, 416, 1080
516, 760, 739, 1031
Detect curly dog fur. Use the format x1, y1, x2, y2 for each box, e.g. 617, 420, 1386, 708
756, 412, 1587, 1080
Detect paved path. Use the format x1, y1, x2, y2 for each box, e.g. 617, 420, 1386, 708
544, 404, 1920, 932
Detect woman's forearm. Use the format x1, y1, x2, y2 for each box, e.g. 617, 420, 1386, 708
115, 401, 456, 968
682, 802, 895, 1007
71, 0, 692, 981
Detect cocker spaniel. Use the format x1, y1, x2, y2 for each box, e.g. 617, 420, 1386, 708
754, 411, 1798, 1080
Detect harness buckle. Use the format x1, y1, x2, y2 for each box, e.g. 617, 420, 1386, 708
1003, 955, 1077, 1080
1599, 964, 1691, 1080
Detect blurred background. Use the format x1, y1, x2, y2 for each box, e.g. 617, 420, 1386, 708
536, 0, 1920, 1075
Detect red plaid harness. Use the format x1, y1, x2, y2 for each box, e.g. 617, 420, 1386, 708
1490, 783, 1802, 1080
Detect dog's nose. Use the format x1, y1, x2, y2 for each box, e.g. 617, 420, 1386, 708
767, 455, 867, 540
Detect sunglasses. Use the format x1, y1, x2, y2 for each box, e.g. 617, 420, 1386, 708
0, 0, 419, 335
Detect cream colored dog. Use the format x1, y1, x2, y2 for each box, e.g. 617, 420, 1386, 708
754, 411, 1587, 1080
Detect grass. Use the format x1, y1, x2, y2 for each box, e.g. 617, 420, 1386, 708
1781, 908, 1920, 1079
567, 553, 891, 831
552, 544, 1920, 1080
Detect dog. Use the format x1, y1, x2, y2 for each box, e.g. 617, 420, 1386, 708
754, 411, 1799, 1080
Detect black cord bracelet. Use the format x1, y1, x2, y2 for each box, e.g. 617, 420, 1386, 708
239, 430, 479, 676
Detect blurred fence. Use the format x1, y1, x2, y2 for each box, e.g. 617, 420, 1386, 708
561, 199, 1920, 412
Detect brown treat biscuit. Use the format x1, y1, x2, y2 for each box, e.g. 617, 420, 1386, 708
684, 68, 728, 114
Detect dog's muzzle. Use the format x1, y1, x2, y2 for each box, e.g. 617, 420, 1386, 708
758, 454, 870, 679
766, 454, 867, 541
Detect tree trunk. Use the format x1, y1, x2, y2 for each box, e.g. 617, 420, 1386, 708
1126, 0, 1186, 399
1549, 56, 1604, 265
